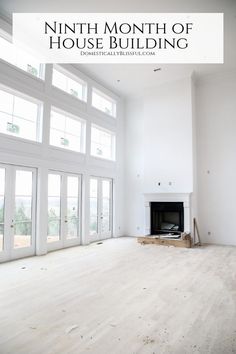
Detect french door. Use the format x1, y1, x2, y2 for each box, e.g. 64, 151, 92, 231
89, 177, 113, 242
0, 164, 36, 262
47, 171, 82, 250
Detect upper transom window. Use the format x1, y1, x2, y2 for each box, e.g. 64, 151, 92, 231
50, 107, 86, 153
92, 88, 117, 117
91, 124, 115, 161
52, 66, 87, 102
0, 86, 42, 142
0, 30, 44, 79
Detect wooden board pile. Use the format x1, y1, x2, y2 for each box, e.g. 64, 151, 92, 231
137, 233, 191, 248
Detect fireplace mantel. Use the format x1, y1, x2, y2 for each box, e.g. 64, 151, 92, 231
143, 193, 192, 235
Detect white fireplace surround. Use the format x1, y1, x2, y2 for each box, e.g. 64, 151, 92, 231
144, 193, 192, 236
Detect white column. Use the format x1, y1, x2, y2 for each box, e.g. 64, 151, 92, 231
184, 202, 191, 233
144, 201, 151, 236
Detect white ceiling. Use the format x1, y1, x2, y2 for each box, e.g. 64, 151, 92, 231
0, 0, 236, 97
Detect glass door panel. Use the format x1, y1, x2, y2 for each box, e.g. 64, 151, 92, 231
101, 180, 111, 234
0, 168, 5, 252
47, 171, 81, 249
13, 170, 33, 249
89, 177, 113, 241
0, 165, 36, 262
47, 174, 61, 243
66, 176, 80, 240
89, 178, 98, 236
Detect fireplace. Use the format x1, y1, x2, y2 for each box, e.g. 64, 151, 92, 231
144, 193, 191, 236
151, 202, 184, 235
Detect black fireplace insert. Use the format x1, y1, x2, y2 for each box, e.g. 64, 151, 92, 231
151, 202, 184, 235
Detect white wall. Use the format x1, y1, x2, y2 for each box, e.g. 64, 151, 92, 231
124, 77, 194, 236
196, 70, 236, 245
191, 74, 198, 226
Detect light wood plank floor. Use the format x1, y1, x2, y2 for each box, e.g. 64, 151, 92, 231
0, 237, 236, 354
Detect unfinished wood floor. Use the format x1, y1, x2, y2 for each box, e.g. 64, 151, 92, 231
0, 237, 236, 354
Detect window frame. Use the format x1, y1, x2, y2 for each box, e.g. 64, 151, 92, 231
0, 84, 43, 143
92, 87, 117, 118
0, 29, 45, 80
52, 65, 87, 103
49, 106, 86, 154
90, 124, 116, 161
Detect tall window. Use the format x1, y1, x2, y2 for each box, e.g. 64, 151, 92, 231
50, 108, 86, 153
0, 31, 44, 79
0, 87, 42, 142
92, 88, 117, 117
0, 168, 5, 252
52, 66, 87, 102
14, 170, 33, 249
47, 174, 61, 243
91, 125, 115, 161
89, 178, 98, 235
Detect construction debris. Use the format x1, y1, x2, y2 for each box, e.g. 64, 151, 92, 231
65, 324, 79, 335
137, 233, 191, 248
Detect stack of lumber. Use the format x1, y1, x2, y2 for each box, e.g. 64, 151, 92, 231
137, 233, 191, 248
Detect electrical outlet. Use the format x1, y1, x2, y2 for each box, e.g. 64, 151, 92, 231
208, 231, 211, 235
